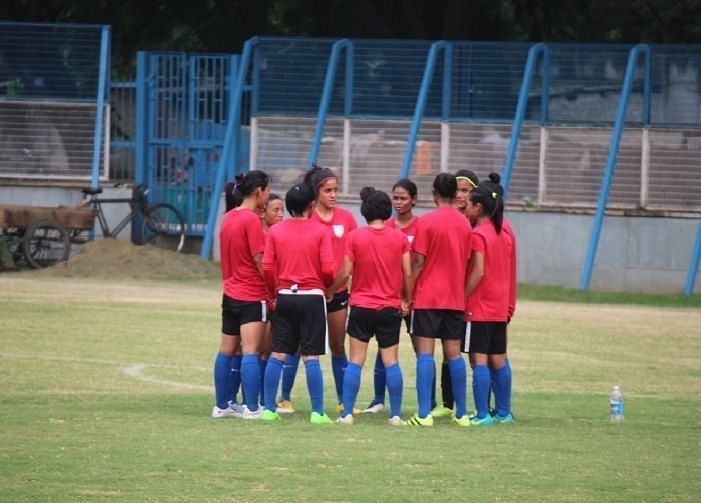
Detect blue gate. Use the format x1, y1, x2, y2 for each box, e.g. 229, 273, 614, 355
135, 52, 247, 235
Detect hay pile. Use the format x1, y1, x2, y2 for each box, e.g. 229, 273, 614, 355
33, 238, 220, 280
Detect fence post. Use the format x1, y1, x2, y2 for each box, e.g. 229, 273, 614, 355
308, 39, 354, 169
400, 41, 452, 180
91, 25, 111, 188
579, 44, 651, 291
502, 43, 550, 199
200, 37, 259, 260
685, 218, 701, 296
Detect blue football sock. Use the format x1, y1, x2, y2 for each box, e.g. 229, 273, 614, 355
213, 352, 233, 409
305, 359, 325, 415
259, 358, 268, 407
342, 362, 362, 416
416, 353, 435, 418
448, 356, 467, 418
493, 362, 512, 417
385, 363, 404, 418
331, 355, 348, 403
241, 354, 261, 411
489, 366, 496, 411
472, 364, 491, 419
281, 354, 301, 401
263, 357, 284, 411
430, 360, 437, 409
373, 352, 386, 404
230, 354, 242, 403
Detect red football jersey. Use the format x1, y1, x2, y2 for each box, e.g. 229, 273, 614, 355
465, 220, 513, 322
310, 206, 358, 292
219, 207, 267, 301
502, 218, 518, 319
262, 218, 335, 293
346, 226, 410, 309
411, 206, 472, 311
386, 216, 420, 246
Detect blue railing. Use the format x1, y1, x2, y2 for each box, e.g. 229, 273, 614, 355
685, 219, 701, 296
308, 39, 354, 167
501, 43, 550, 198
91, 26, 111, 188
579, 44, 651, 291
200, 37, 259, 259
399, 41, 452, 179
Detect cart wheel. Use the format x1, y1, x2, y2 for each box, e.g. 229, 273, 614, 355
23, 219, 71, 269
141, 203, 186, 252
6, 227, 25, 262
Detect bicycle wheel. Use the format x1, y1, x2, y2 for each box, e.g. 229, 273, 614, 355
140, 203, 186, 252
23, 219, 71, 269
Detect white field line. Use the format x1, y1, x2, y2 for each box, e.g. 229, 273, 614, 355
0, 352, 210, 391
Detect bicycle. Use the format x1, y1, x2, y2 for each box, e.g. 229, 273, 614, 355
73, 184, 186, 253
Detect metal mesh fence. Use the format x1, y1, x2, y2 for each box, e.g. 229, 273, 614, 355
648, 129, 701, 210
0, 100, 104, 178
253, 117, 701, 211
110, 78, 136, 181
0, 22, 109, 180
250, 38, 700, 212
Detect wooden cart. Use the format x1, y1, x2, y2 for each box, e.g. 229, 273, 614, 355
0, 204, 97, 270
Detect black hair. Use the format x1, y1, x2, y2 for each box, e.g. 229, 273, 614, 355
359, 186, 392, 222
231, 170, 271, 203
224, 181, 242, 211
303, 164, 337, 199
285, 183, 315, 217
432, 172, 457, 199
392, 178, 418, 199
469, 172, 504, 233
268, 193, 282, 204
455, 169, 479, 189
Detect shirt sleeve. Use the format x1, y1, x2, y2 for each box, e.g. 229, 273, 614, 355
262, 230, 277, 296
472, 232, 486, 254
246, 214, 266, 258
346, 209, 358, 233
345, 231, 356, 263
465, 225, 473, 262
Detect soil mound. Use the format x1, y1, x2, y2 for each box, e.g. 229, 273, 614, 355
33, 238, 219, 280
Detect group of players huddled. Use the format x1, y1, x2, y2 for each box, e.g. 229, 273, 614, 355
212, 164, 516, 427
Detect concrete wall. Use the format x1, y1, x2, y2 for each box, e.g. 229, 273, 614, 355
340, 201, 700, 294
3, 183, 698, 293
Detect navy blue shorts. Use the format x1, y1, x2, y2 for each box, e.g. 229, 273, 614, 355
465, 321, 507, 354
347, 306, 402, 348
273, 293, 327, 356
410, 309, 466, 340
326, 291, 350, 313
221, 294, 267, 336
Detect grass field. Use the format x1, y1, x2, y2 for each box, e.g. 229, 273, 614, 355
1, 275, 700, 502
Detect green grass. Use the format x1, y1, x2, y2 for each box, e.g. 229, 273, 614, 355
1, 276, 700, 502
518, 283, 701, 308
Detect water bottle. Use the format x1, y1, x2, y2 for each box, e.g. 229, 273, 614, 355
610, 385, 624, 423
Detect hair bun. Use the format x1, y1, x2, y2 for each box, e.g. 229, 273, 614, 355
359, 186, 376, 202
488, 172, 501, 184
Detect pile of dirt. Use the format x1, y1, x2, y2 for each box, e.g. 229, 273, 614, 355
33, 238, 220, 280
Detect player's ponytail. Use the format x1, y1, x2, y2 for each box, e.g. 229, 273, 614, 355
469, 172, 504, 233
